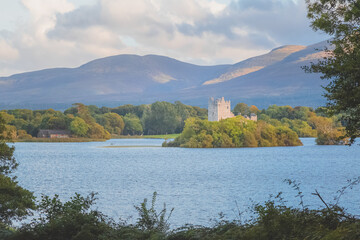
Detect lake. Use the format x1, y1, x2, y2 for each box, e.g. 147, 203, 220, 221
13, 138, 360, 227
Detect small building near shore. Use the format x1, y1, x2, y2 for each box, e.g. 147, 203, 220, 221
243, 113, 258, 121
37, 130, 71, 138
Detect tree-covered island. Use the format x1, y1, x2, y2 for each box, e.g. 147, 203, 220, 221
163, 116, 303, 148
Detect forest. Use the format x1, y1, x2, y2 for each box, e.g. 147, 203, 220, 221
0, 102, 207, 140
0, 102, 347, 145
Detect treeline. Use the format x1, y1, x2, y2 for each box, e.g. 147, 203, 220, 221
0, 101, 347, 144
0, 102, 207, 140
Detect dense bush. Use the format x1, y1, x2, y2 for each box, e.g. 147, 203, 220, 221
164, 116, 302, 148
4, 189, 360, 240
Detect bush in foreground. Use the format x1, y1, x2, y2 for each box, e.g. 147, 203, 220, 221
5, 184, 360, 240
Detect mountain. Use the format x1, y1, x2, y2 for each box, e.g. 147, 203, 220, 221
0, 40, 329, 110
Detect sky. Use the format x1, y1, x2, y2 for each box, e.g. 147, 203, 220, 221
0, 0, 328, 76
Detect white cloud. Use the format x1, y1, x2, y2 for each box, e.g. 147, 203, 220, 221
0, 0, 328, 76
0, 39, 19, 62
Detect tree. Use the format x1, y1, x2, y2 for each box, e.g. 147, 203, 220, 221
73, 103, 95, 125
123, 114, 143, 135
0, 175, 35, 226
308, 115, 347, 145
305, 0, 360, 143
0, 117, 17, 175
0, 112, 14, 124
233, 103, 250, 116
98, 113, 125, 135
70, 117, 89, 137
0, 115, 35, 226
47, 116, 67, 130
87, 123, 111, 139
249, 105, 260, 114
144, 102, 180, 135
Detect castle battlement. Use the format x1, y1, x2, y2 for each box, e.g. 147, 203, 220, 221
208, 97, 235, 121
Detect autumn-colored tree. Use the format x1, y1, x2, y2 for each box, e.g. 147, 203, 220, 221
88, 123, 111, 139
249, 105, 260, 114
97, 112, 125, 135
308, 115, 347, 145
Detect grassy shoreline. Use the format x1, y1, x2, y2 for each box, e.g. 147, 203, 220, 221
14, 138, 108, 143
13, 134, 179, 143
111, 134, 180, 139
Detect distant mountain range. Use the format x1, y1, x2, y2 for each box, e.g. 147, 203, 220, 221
0, 40, 329, 110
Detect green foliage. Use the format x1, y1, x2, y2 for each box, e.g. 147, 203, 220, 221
123, 114, 143, 135
1, 101, 207, 139
0, 175, 35, 225
134, 192, 174, 235
233, 102, 250, 116
233, 103, 260, 116
263, 105, 312, 121
7, 192, 174, 240
144, 102, 181, 135
308, 115, 348, 145
109, 101, 207, 136
16, 130, 32, 140
3, 185, 360, 239
0, 115, 35, 228
281, 118, 317, 137
74, 103, 95, 125
96, 112, 125, 135
1, 103, 346, 144
0, 116, 17, 175
164, 116, 302, 148
305, 0, 360, 143
11, 193, 112, 240
0, 112, 15, 124
87, 123, 111, 139
259, 105, 348, 143
70, 117, 89, 137
111, 104, 148, 119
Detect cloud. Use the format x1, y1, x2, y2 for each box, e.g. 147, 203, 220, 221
176, 0, 321, 48
0, 0, 328, 76
0, 39, 19, 62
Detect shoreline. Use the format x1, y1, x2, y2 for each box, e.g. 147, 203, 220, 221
12, 134, 179, 143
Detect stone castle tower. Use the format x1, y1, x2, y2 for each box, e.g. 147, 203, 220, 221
208, 97, 235, 121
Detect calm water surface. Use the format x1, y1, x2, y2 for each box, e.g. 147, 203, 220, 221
14, 138, 360, 226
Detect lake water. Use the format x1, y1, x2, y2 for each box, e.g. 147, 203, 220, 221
13, 138, 360, 227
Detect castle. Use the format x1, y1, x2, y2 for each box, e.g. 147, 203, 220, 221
243, 113, 258, 121
208, 97, 235, 121
208, 97, 257, 122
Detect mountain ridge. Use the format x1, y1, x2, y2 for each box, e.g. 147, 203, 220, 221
0, 40, 330, 110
